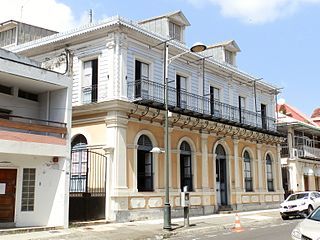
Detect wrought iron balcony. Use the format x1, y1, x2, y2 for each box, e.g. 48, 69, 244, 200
128, 79, 277, 133
82, 84, 98, 104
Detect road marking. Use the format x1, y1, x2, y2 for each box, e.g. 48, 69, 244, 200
206, 235, 217, 238
222, 232, 231, 235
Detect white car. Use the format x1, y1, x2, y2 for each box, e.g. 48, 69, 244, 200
280, 191, 320, 220
291, 206, 320, 240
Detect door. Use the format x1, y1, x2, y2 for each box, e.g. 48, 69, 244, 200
215, 145, 228, 206
0, 169, 17, 222
261, 104, 267, 129
135, 60, 149, 98
304, 175, 309, 191
176, 75, 187, 108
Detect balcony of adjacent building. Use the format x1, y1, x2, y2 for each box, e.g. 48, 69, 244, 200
0, 112, 67, 143
0, 110, 69, 157
125, 78, 277, 134
280, 136, 320, 160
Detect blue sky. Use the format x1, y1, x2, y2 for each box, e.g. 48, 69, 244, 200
2, 0, 319, 116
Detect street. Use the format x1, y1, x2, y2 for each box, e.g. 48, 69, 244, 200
1, 210, 302, 240
170, 217, 299, 240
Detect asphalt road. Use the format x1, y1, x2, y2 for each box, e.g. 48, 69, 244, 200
171, 218, 299, 240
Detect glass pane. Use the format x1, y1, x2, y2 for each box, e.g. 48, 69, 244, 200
141, 62, 149, 79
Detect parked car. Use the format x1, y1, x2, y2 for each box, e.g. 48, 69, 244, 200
280, 191, 320, 220
291, 206, 320, 240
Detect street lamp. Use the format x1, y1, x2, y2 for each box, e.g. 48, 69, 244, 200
152, 41, 207, 230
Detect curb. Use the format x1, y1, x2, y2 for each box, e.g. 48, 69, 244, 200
0, 226, 62, 236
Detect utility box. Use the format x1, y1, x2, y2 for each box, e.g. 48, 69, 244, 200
180, 186, 190, 207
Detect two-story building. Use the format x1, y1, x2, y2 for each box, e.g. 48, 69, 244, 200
0, 49, 71, 227
9, 11, 283, 222
278, 102, 320, 198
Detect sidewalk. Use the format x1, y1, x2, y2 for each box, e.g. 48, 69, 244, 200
0, 209, 281, 240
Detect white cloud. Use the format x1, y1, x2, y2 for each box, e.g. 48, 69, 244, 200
0, 0, 76, 31
187, 0, 320, 24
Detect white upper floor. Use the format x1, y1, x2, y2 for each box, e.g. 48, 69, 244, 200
9, 12, 278, 131
0, 48, 72, 156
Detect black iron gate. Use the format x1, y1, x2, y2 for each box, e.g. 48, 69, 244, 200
69, 148, 106, 221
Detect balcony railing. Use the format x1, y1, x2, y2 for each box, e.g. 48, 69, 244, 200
82, 84, 98, 104
296, 145, 320, 159
0, 113, 67, 138
128, 79, 277, 133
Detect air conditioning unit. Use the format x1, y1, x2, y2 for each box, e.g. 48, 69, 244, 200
293, 149, 298, 158
297, 149, 304, 157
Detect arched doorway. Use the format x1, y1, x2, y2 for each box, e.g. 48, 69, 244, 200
180, 141, 193, 192
216, 144, 228, 206
69, 134, 106, 221
137, 135, 153, 191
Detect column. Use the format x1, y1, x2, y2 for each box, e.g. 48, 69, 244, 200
104, 146, 114, 221
105, 111, 128, 192
289, 163, 298, 192
277, 144, 284, 192
257, 143, 263, 192
201, 133, 209, 191
233, 137, 240, 191
233, 137, 241, 207
288, 127, 294, 159
105, 111, 128, 221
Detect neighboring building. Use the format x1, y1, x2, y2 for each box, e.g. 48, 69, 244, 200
277, 103, 320, 198
0, 49, 71, 227
311, 108, 320, 126
0, 20, 56, 48
11, 11, 283, 222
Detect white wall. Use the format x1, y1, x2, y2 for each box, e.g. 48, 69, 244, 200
0, 92, 39, 119
0, 154, 69, 227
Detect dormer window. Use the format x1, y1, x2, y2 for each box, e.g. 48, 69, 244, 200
169, 22, 181, 41
225, 50, 234, 65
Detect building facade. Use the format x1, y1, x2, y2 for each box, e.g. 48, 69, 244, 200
0, 49, 71, 227
278, 103, 320, 198
11, 11, 283, 222
0, 20, 56, 48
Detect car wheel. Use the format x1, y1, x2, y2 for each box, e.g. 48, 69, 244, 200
281, 215, 289, 220
307, 205, 314, 215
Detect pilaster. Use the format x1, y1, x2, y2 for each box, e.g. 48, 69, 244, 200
257, 143, 263, 192
277, 144, 283, 192
201, 133, 209, 191
105, 111, 128, 193
233, 137, 240, 191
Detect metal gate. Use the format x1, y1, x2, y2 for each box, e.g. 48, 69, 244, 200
69, 148, 106, 221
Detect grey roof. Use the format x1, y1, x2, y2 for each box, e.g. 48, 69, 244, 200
207, 40, 241, 52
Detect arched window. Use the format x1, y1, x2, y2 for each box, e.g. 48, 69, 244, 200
137, 135, 153, 192
180, 141, 193, 191
266, 154, 274, 191
244, 151, 253, 192
71, 134, 88, 149
70, 134, 88, 192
